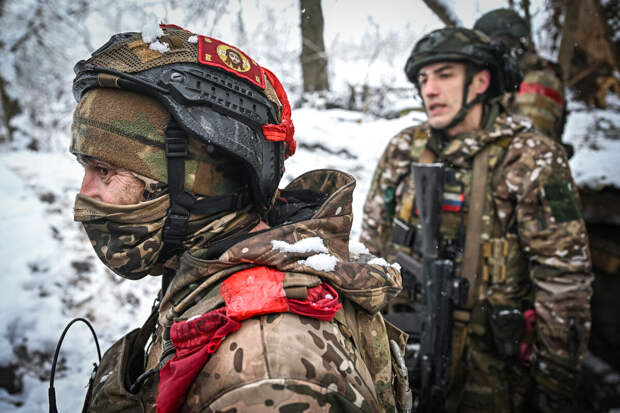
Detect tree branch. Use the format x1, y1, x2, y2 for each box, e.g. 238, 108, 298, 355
421, 0, 461, 27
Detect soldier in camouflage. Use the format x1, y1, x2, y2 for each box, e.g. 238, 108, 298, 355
361, 27, 593, 412
71, 25, 410, 412
474, 8, 568, 151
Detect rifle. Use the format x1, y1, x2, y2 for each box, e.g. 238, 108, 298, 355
395, 162, 469, 412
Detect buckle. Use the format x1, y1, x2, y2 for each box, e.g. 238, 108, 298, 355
165, 137, 188, 158
163, 210, 189, 245
231, 191, 249, 210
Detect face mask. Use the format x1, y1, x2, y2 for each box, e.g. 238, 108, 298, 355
74, 194, 260, 280
74, 194, 170, 279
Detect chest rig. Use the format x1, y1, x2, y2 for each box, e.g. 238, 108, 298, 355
391, 125, 530, 310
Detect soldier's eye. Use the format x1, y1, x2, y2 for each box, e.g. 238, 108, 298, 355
95, 166, 110, 179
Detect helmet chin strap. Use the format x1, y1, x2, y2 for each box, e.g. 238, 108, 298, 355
431, 63, 487, 133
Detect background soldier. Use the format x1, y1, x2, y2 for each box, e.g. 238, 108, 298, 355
474, 8, 570, 155
72, 25, 408, 412
361, 27, 593, 412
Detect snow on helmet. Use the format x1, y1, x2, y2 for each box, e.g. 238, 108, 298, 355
72, 24, 295, 213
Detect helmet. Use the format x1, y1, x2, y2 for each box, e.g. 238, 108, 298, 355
404, 27, 520, 100
473, 8, 529, 49
72, 24, 295, 214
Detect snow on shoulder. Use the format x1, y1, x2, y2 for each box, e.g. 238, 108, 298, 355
349, 240, 369, 257
368, 257, 401, 271
298, 254, 339, 272
271, 237, 329, 254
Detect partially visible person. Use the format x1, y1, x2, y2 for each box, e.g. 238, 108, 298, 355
72, 24, 409, 413
361, 27, 593, 412
474, 8, 570, 154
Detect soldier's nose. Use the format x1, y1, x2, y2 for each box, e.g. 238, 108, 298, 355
80, 168, 102, 200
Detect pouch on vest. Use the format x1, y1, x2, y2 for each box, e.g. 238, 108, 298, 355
489, 305, 524, 357
83, 329, 146, 413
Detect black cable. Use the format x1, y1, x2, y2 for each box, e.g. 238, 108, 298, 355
49, 317, 101, 413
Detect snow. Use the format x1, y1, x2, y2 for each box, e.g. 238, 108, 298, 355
149, 41, 170, 53
271, 237, 328, 254
298, 254, 339, 272
349, 240, 370, 256
2, 90, 618, 411
564, 94, 620, 189
0, 1, 619, 411
368, 257, 401, 271
140, 19, 164, 43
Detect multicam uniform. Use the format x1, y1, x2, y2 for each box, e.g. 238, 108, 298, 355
361, 106, 593, 412
506, 51, 567, 144
72, 26, 409, 413
84, 170, 408, 413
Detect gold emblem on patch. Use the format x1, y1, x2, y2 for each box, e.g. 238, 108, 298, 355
217, 45, 251, 73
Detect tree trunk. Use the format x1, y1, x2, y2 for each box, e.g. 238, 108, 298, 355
300, 0, 329, 92
421, 0, 460, 27
558, 0, 580, 83
0, 75, 21, 142
520, 0, 533, 48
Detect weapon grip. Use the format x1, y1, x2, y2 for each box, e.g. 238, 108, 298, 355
411, 163, 444, 259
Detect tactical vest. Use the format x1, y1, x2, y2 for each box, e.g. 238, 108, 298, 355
389, 124, 535, 391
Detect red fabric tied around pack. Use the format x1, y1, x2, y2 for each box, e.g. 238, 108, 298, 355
220, 266, 289, 321
518, 81, 564, 105
156, 308, 240, 413
157, 266, 341, 412
288, 282, 342, 321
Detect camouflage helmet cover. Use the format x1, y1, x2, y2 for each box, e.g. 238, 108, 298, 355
404, 27, 521, 99
473, 8, 529, 47
72, 24, 296, 211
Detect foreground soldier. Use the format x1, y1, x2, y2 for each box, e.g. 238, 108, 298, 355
361, 27, 593, 412
72, 25, 408, 412
474, 8, 568, 148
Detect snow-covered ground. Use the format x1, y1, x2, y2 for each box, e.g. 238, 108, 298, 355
1, 99, 619, 410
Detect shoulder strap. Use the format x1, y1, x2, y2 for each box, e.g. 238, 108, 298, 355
461, 146, 490, 308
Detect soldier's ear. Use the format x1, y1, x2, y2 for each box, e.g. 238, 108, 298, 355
472, 69, 491, 96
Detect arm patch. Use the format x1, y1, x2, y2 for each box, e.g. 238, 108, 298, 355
544, 180, 581, 222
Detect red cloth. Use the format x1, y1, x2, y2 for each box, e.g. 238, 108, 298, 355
261, 67, 296, 157
288, 283, 342, 321
518, 81, 564, 105
157, 266, 341, 412
519, 309, 538, 367
221, 266, 289, 321
156, 308, 240, 413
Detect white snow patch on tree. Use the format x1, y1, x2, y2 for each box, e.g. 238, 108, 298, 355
271, 237, 328, 254
298, 254, 338, 271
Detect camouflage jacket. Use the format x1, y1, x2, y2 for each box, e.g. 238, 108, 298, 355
504, 50, 567, 143
361, 110, 593, 408
139, 169, 406, 412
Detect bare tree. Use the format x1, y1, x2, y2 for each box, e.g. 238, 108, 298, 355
421, 0, 461, 27
300, 0, 329, 92
557, 0, 580, 83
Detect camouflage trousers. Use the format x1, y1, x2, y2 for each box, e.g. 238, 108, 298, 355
450, 334, 531, 413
